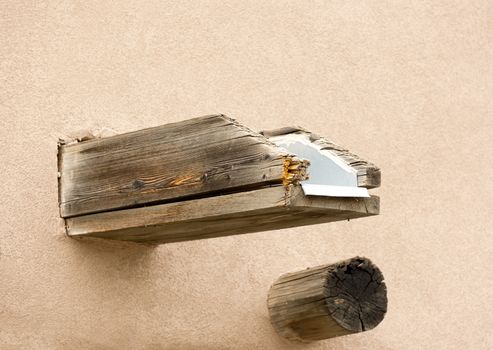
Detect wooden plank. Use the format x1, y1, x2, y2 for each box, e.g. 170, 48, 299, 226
59, 115, 308, 217
261, 127, 381, 189
66, 185, 379, 244
267, 257, 387, 342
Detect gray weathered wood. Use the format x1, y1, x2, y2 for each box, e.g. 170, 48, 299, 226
267, 257, 387, 342
60, 115, 381, 244
59, 115, 308, 218
66, 185, 379, 244
261, 127, 381, 189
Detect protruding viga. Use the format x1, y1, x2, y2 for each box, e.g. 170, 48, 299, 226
267, 257, 387, 342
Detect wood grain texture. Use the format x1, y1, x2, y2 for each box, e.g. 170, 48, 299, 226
66, 185, 379, 244
267, 257, 387, 342
58, 115, 308, 217
261, 127, 381, 189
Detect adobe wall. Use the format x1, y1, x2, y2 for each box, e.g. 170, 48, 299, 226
1, 2, 491, 349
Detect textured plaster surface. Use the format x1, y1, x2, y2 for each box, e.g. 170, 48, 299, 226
1, 1, 492, 349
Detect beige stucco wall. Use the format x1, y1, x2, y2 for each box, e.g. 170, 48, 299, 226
1, 1, 492, 349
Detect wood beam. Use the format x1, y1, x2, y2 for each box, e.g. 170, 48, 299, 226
267, 257, 387, 342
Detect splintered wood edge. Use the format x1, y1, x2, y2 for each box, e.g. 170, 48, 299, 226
261, 127, 381, 189
210, 116, 311, 187
65, 185, 379, 240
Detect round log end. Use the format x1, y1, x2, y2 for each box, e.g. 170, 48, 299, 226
325, 257, 387, 333
267, 256, 387, 342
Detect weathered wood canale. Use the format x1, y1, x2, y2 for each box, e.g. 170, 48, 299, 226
58, 115, 381, 244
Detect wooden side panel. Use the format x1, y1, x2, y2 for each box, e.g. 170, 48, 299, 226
261, 127, 381, 189
66, 186, 379, 244
59, 115, 308, 217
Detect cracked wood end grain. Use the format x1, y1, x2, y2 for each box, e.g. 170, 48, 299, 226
267, 257, 387, 342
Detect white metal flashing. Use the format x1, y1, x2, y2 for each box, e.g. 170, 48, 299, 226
269, 133, 369, 198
